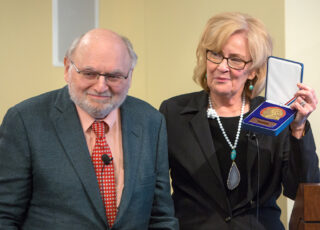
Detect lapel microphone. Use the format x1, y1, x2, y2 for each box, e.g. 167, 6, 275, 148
101, 154, 113, 165
246, 131, 256, 140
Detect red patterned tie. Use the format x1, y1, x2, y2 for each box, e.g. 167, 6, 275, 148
91, 121, 117, 227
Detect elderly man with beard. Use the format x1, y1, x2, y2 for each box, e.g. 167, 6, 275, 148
0, 29, 178, 230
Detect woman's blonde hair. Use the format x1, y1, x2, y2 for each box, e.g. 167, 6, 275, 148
193, 12, 273, 98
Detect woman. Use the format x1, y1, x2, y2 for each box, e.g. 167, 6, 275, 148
160, 12, 319, 230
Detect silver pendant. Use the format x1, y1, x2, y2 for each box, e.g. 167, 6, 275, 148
227, 161, 240, 190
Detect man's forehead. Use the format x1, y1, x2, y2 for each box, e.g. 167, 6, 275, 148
70, 29, 131, 70
75, 36, 127, 59
80, 29, 123, 47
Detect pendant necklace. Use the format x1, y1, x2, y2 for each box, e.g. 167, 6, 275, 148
207, 94, 246, 190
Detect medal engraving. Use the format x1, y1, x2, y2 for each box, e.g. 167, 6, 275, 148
249, 117, 276, 127
260, 107, 286, 120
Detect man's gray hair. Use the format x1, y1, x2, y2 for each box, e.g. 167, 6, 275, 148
120, 35, 137, 69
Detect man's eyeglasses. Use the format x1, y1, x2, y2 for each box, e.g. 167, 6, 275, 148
206, 50, 252, 70
70, 60, 130, 84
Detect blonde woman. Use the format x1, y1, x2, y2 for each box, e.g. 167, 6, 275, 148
160, 12, 319, 230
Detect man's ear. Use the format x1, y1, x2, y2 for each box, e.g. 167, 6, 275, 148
64, 57, 70, 83
127, 69, 134, 87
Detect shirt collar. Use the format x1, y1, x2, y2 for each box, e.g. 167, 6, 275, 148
75, 105, 119, 132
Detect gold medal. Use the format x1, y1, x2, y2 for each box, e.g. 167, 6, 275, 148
260, 107, 286, 120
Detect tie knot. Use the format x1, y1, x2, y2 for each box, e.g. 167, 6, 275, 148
92, 121, 105, 138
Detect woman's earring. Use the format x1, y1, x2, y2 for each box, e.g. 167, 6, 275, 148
205, 73, 207, 79
249, 80, 254, 91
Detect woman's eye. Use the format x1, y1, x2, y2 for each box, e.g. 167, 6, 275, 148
211, 52, 221, 57
230, 58, 243, 63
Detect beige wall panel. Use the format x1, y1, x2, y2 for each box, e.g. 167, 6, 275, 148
0, 0, 65, 121
285, 0, 320, 157
99, 0, 147, 100
285, 0, 320, 226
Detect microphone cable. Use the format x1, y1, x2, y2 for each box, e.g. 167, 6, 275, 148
249, 132, 260, 229
100, 154, 113, 202
254, 133, 260, 222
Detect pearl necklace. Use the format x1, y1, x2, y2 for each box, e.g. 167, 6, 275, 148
207, 94, 246, 190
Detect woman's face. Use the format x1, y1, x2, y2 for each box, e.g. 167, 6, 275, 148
206, 31, 255, 99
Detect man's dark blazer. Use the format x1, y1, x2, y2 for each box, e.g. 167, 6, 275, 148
0, 86, 178, 230
159, 90, 320, 230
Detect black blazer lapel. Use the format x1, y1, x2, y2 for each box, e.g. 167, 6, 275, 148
189, 110, 224, 186
182, 91, 231, 213
50, 87, 107, 225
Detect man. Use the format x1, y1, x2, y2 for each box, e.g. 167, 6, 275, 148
0, 29, 178, 230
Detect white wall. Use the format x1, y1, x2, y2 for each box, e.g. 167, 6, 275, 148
285, 0, 320, 226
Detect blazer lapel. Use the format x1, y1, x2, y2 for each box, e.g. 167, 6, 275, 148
114, 97, 142, 224
50, 87, 107, 225
189, 110, 225, 186
181, 91, 231, 213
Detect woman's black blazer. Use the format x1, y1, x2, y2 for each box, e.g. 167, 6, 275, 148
160, 90, 320, 230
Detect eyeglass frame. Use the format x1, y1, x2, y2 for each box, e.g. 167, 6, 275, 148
69, 59, 131, 83
206, 50, 252, 70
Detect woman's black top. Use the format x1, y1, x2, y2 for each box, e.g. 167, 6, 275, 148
208, 114, 249, 208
